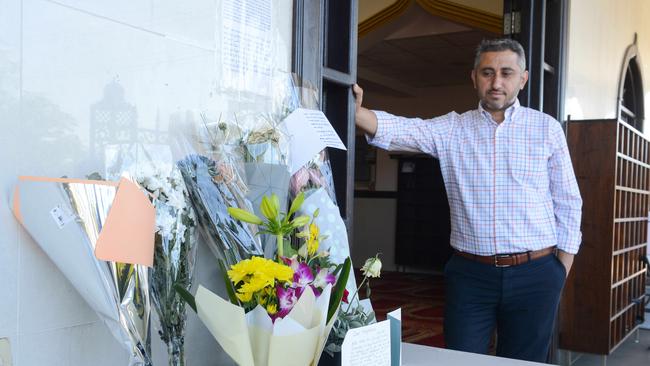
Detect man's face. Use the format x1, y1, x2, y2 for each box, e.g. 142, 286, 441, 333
471, 50, 529, 113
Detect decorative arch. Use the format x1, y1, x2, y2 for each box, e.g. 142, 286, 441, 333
358, 0, 410, 37
358, 0, 502, 38
617, 34, 645, 131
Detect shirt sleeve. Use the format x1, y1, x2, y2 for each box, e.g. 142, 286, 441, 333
366, 110, 456, 159
548, 119, 583, 254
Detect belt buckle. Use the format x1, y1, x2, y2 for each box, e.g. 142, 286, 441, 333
494, 254, 511, 267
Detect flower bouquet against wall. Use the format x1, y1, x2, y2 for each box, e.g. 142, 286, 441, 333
176, 153, 263, 268
12, 176, 154, 366
134, 166, 197, 366
174, 111, 264, 268
176, 192, 351, 366
323, 255, 382, 358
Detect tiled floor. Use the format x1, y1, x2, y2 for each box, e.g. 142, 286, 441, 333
565, 329, 650, 366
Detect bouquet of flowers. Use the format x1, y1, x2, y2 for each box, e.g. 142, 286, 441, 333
12, 176, 154, 366
289, 150, 337, 205
134, 165, 197, 366
177, 153, 263, 268
324, 255, 382, 357
176, 192, 350, 366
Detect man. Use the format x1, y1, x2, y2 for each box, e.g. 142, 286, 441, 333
354, 38, 582, 362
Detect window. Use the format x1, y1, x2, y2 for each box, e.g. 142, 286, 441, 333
619, 49, 644, 131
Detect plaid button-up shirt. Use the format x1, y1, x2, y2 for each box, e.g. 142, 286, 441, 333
368, 100, 582, 255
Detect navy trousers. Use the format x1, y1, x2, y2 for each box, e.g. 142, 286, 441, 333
443, 253, 566, 363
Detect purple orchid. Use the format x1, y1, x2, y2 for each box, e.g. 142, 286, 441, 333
294, 284, 321, 299
276, 285, 298, 319
312, 268, 336, 289
293, 262, 314, 287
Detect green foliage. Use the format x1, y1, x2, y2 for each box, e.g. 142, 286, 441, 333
219, 259, 240, 305
173, 284, 197, 313
328, 257, 351, 323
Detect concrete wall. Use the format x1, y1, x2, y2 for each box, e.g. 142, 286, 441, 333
0, 0, 292, 364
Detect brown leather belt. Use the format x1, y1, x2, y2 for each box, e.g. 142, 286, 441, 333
454, 246, 557, 267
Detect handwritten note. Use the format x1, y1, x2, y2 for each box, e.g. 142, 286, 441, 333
341, 320, 391, 366
282, 108, 347, 174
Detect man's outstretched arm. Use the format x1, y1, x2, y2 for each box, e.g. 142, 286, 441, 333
353, 84, 378, 137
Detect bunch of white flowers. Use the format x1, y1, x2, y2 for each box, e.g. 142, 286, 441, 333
135, 165, 194, 240
136, 163, 198, 366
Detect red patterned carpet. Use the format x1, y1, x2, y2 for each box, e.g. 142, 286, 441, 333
357, 270, 446, 348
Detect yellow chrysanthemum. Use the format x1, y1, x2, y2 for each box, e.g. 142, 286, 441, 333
228, 257, 294, 305
228, 257, 293, 306
263, 286, 274, 297
260, 295, 269, 306
307, 223, 319, 256
236, 290, 253, 302
266, 303, 278, 315
265, 262, 294, 282
228, 258, 256, 284
228, 257, 292, 284
239, 274, 273, 295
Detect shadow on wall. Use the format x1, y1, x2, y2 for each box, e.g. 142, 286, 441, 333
0, 49, 85, 179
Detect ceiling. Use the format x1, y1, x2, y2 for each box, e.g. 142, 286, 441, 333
358, 4, 499, 96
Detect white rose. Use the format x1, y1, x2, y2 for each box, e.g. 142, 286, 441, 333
361, 256, 382, 278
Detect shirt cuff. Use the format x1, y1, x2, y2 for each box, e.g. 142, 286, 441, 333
557, 236, 581, 255
365, 110, 395, 150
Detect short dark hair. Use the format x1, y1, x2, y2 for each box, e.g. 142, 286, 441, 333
474, 38, 526, 71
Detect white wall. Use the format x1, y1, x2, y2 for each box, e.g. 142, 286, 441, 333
0, 0, 292, 364
565, 0, 650, 126
353, 198, 398, 271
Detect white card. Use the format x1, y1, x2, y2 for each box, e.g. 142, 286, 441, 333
341, 319, 391, 366
388, 309, 402, 366
282, 108, 347, 174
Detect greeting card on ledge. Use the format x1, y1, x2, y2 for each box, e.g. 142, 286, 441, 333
341, 308, 402, 366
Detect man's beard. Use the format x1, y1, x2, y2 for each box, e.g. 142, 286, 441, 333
481, 95, 516, 112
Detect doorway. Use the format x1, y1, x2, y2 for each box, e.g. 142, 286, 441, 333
352, 1, 501, 272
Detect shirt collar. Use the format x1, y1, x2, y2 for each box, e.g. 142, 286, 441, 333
478, 99, 521, 124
